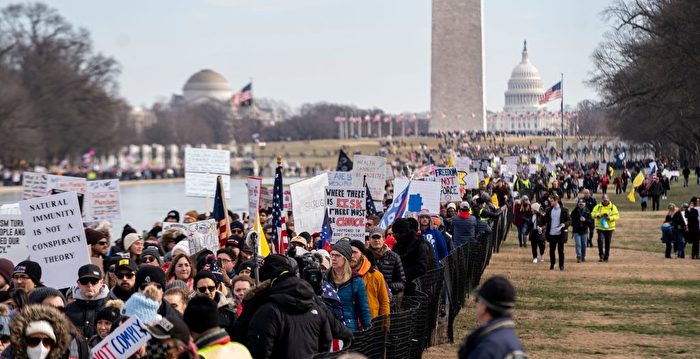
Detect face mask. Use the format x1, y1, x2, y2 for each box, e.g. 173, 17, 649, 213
26, 343, 50, 359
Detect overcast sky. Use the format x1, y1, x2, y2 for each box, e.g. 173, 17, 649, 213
45, 0, 613, 113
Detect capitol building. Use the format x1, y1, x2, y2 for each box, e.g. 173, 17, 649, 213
487, 41, 568, 133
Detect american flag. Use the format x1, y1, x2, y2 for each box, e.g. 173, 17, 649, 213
365, 183, 378, 216
539, 81, 562, 104
232, 82, 253, 107
379, 180, 411, 229
212, 176, 231, 248
318, 209, 333, 252
271, 165, 285, 253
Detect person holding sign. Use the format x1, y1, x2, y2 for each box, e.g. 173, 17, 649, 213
2, 304, 71, 359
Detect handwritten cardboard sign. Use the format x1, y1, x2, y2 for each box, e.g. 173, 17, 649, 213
90, 317, 152, 359
326, 186, 366, 242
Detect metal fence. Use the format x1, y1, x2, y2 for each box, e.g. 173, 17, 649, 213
313, 209, 509, 359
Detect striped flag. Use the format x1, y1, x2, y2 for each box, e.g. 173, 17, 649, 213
365, 183, 377, 216
212, 176, 231, 248
318, 209, 333, 252
271, 165, 286, 253
379, 181, 411, 229
232, 82, 253, 107
539, 81, 562, 104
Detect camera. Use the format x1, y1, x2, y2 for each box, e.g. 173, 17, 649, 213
286, 246, 324, 295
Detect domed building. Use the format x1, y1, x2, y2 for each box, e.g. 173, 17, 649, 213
487, 41, 566, 133
182, 69, 233, 102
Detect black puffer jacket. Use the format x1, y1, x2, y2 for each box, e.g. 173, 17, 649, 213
245, 274, 332, 359
64, 285, 109, 339
392, 232, 429, 296
371, 245, 406, 295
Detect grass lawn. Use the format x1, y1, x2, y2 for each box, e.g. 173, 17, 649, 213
424, 184, 700, 358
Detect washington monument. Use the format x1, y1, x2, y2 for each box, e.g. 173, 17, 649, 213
431, 0, 485, 132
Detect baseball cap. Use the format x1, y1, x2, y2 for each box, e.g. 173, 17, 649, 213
78, 264, 103, 280
459, 201, 471, 210
446, 203, 457, 210
145, 316, 191, 344
577, 199, 586, 205
115, 258, 138, 272
369, 227, 383, 238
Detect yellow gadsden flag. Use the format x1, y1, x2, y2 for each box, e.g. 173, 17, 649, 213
628, 172, 645, 203
254, 213, 271, 257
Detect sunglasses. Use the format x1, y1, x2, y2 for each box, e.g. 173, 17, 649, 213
97, 241, 109, 246
197, 286, 216, 293
79, 278, 100, 286
140, 283, 163, 291
116, 272, 135, 280
143, 256, 157, 263
231, 229, 243, 234
26, 337, 55, 349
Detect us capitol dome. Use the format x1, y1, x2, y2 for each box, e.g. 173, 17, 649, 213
503, 40, 544, 113
182, 69, 233, 102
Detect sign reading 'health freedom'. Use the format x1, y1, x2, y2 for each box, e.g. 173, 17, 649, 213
18, 191, 90, 289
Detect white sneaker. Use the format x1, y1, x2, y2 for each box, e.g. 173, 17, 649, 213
533, 258, 538, 263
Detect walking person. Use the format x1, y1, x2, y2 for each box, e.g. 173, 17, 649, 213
571, 199, 593, 263
638, 178, 650, 212
528, 203, 546, 263
543, 194, 570, 271
513, 197, 532, 248
670, 203, 688, 259
661, 214, 675, 258
685, 198, 699, 259
650, 177, 662, 211
591, 194, 620, 262
581, 189, 597, 248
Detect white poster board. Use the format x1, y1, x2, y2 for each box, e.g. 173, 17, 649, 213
464, 173, 480, 190
18, 192, 90, 289
393, 178, 441, 214
326, 186, 366, 242
90, 316, 151, 359
247, 177, 262, 229
327, 171, 354, 187
290, 173, 329, 235
47, 175, 87, 195
86, 180, 121, 221
163, 219, 219, 254
0, 214, 29, 263
432, 167, 460, 203
21, 172, 48, 199
351, 155, 386, 207
454, 157, 472, 172
184, 148, 230, 198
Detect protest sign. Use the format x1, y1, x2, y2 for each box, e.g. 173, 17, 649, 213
454, 157, 472, 172
86, 180, 121, 221
163, 219, 218, 254
90, 316, 151, 359
431, 167, 460, 203
21, 172, 48, 199
184, 148, 230, 198
545, 163, 557, 174
393, 178, 441, 214
325, 186, 366, 242
385, 163, 395, 180
261, 186, 292, 212
504, 156, 519, 165
351, 155, 386, 208
291, 173, 329, 235
18, 191, 90, 289
247, 177, 262, 229
47, 175, 87, 195
0, 214, 29, 263
528, 164, 539, 176
464, 173, 480, 190
327, 171, 354, 187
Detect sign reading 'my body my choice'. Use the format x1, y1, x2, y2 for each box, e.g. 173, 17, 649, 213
19, 191, 90, 289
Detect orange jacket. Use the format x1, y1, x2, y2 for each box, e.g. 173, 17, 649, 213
357, 256, 390, 318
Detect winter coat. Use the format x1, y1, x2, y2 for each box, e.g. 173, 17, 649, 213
212, 291, 237, 339
420, 227, 449, 264
512, 205, 530, 227
570, 206, 592, 235
543, 205, 571, 241
355, 257, 390, 319
326, 274, 371, 332
371, 245, 406, 296
458, 318, 525, 359
591, 202, 619, 231
246, 275, 333, 359
452, 212, 492, 248
5, 305, 71, 359
392, 232, 430, 297
64, 284, 109, 339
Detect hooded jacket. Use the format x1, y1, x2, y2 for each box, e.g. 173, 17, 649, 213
212, 291, 237, 339
419, 221, 449, 264
5, 305, 71, 359
64, 284, 109, 339
452, 211, 492, 248
392, 231, 429, 296
371, 244, 406, 296
245, 274, 333, 359
325, 273, 371, 332
354, 256, 390, 319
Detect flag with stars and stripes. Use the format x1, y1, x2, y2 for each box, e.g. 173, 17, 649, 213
539, 81, 562, 105
318, 209, 333, 251
365, 183, 378, 216
232, 82, 253, 107
271, 165, 286, 253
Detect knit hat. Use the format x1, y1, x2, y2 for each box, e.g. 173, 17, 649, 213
314, 249, 331, 270
0, 313, 9, 337
259, 254, 295, 282
25, 320, 56, 340
85, 228, 106, 246
446, 203, 457, 211
135, 266, 166, 289
331, 240, 353, 261
141, 247, 163, 265
121, 224, 137, 241
183, 296, 219, 334
172, 239, 190, 257
230, 221, 244, 231
349, 240, 367, 255
237, 261, 256, 278
165, 210, 180, 223
96, 306, 121, 329
476, 275, 517, 316
0, 259, 14, 285
123, 233, 143, 251
13, 260, 42, 286
194, 270, 220, 287
28, 287, 66, 305
391, 218, 411, 235
531, 203, 541, 212
122, 292, 162, 324
165, 280, 190, 292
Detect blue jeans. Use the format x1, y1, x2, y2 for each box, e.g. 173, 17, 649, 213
574, 232, 587, 259
677, 233, 687, 258
517, 223, 530, 246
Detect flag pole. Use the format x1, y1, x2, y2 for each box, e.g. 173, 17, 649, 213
560, 73, 564, 154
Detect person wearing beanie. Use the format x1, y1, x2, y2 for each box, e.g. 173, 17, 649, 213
164, 210, 180, 223
349, 240, 390, 319
193, 271, 237, 338
122, 292, 162, 325
185, 296, 251, 358
171, 239, 191, 258
324, 241, 371, 332
236, 261, 256, 279
234, 255, 333, 359
0, 259, 13, 292
65, 264, 110, 339
452, 201, 492, 248
86, 228, 109, 273
391, 218, 430, 297
134, 266, 180, 319
458, 276, 525, 359
28, 287, 66, 308
88, 307, 120, 348
140, 246, 163, 267
4, 305, 71, 359
123, 233, 144, 265
12, 260, 43, 293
